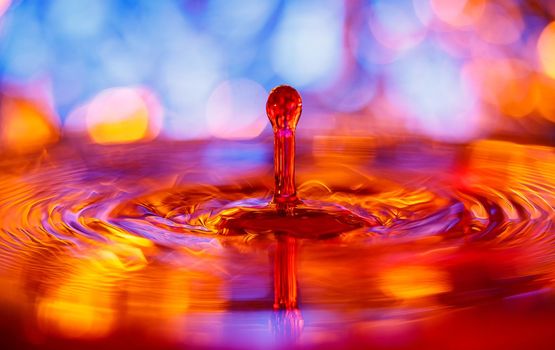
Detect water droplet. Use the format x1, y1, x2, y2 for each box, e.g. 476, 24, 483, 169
266, 85, 302, 131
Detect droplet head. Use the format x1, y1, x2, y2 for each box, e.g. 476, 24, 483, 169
266, 85, 302, 131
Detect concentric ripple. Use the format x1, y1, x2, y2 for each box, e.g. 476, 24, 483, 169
0, 139, 554, 349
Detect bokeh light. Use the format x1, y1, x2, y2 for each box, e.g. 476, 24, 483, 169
463, 58, 537, 118
0, 90, 59, 153
0, 0, 11, 18
430, 0, 485, 27
0, 0, 552, 145
206, 79, 267, 140
369, 0, 426, 52
84, 87, 162, 145
538, 21, 555, 79
385, 43, 480, 140
474, 2, 523, 45
271, 0, 344, 89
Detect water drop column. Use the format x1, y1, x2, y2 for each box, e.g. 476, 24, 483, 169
266, 85, 303, 210
266, 86, 303, 314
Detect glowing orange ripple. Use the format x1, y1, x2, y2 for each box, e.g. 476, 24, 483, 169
379, 265, 451, 300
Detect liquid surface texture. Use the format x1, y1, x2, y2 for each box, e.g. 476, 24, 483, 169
0, 138, 554, 349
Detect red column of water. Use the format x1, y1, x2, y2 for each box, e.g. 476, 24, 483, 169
273, 235, 298, 310
273, 129, 297, 205
266, 85, 303, 209
266, 85, 303, 311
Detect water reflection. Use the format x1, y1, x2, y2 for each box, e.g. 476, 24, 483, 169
0, 138, 553, 349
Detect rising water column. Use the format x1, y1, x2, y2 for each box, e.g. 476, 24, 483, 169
266, 85, 303, 210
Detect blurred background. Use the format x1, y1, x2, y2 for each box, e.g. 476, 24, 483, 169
0, 0, 554, 152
